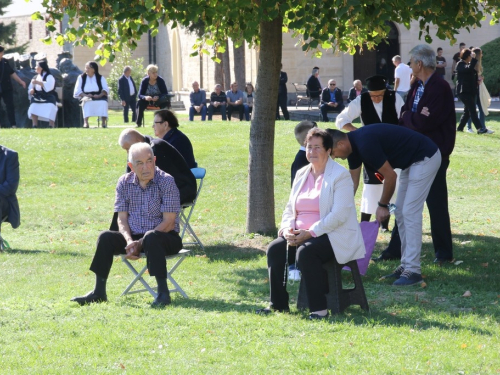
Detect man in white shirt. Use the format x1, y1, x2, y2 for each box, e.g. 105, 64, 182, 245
392, 55, 412, 101
335, 75, 405, 231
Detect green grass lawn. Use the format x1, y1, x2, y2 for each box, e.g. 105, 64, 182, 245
0, 111, 499, 374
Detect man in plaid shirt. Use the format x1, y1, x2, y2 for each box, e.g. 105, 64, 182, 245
72, 143, 182, 307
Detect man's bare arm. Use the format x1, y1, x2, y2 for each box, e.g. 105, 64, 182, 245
349, 167, 362, 195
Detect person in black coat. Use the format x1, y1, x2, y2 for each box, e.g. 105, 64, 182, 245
290, 121, 316, 186
306, 67, 322, 100
0, 145, 20, 230
456, 49, 488, 134
0, 46, 27, 127
118, 66, 137, 123
347, 80, 368, 103
276, 65, 290, 120
136, 64, 170, 127
320, 79, 345, 121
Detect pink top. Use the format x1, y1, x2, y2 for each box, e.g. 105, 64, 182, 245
356, 89, 362, 96
295, 172, 323, 232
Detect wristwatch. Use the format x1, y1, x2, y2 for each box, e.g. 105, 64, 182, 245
378, 202, 390, 209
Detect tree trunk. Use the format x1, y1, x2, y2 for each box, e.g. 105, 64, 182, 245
233, 41, 246, 88
246, 17, 282, 234
222, 40, 231, 90
214, 57, 223, 88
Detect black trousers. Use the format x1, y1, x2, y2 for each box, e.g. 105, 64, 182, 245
136, 97, 170, 126
276, 92, 290, 120
89, 230, 182, 279
382, 158, 453, 260
227, 104, 244, 121
123, 97, 137, 123
267, 235, 334, 312
457, 92, 482, 131
0, 196, 9, 221
0, 91, 16, 126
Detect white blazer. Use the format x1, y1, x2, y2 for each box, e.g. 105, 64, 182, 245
279, 157, 366, 264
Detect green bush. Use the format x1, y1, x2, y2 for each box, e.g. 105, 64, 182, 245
481, 37, 500, 96
107, 47, 146, 100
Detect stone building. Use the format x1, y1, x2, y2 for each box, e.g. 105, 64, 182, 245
2, 0, 499, 105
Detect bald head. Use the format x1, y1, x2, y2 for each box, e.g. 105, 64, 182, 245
118, 128, 146, 151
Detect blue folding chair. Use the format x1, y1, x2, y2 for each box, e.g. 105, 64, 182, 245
180, 168, 206, 249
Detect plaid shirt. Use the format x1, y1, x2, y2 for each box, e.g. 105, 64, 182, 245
114, 167, 181, 235
411, 81, 425, 113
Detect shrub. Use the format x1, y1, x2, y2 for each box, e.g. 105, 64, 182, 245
107, 47, 145, 100
481, 37, 500, 96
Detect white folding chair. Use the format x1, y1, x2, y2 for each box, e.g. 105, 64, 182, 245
120, 249, 191, 298
180, 168, 206, 250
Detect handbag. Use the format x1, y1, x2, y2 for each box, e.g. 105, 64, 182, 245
479, 82, 491, 116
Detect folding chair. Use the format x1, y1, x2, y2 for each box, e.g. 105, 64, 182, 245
180, 168, 206, 250
0, 216, 11, 251
120, 249, 191, 298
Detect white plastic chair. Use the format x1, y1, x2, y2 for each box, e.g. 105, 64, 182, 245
180, 168, 206, 250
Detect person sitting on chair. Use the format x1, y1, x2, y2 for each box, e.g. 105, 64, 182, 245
256, 128, 365, 320
136, 64, 170, 127
73, 61, 109, 128
0, 145, 20, 245
208, 84, 227, 121
320, 79, 345, 122
347, 80, 368, 103
189, 81, 207, 121
153, 109, 197, 169
306, 67, 322, 100
28, 60, 58, 128
226, 82, 245, 121
71, 143, 183, 307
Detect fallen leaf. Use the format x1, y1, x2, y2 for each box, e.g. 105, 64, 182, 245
454, 260, 464, 265
201, 348, 206, 352
481, 262, 488, 268
85, 206, 92, 210
461, 343, 467, 349
462, 290, 472, 297
420, 282, 427, 288
49, 183, 56, 187
119, 363, 125, 370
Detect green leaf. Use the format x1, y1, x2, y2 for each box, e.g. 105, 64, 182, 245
31, 11, 44, 20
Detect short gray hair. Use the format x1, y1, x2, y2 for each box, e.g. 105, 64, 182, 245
128, 142, 154, 163
409, 45, 436, 70
123, 66, 132, 74
312, 68, 319, 75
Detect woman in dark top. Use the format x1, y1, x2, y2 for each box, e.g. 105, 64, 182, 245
152, 109, 197, 169
136, 64, 170, 127
456, 49, 487, 134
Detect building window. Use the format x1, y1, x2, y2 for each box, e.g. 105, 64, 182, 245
45, 17, 50, 37
29, 22, 33, 40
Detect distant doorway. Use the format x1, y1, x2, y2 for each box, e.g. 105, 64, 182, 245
353, 22, 400, 86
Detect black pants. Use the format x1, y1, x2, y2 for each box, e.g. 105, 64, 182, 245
208, 104, 227, 120
89, 230, 182, 279
123, 97, 137, 123
457, 92, 482, 131
382, 158, 453, 260
136, 97, 170, 126
0, 196, 9, 221
227, 104, 244, 121
276, 92, 289, 120
0, 91, 16, 127
267, 235, 334, 312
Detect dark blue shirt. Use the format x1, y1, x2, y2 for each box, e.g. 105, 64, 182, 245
163, 128, 197, 169
347, 124, 438, 171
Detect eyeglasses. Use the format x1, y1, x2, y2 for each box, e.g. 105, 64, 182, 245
153, 121, 164, 125
329, 84, 336, 86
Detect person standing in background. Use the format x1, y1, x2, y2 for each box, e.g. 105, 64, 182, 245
435, 48, 447, 79
118, 66, 137, 124
276, 64, 290, 120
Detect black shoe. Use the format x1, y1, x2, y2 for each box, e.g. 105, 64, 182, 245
433, 257, 455, 266
151, 292, 171, 308
372, 253, 400, 262
308, 312, 329, 320
71, 291, 107, 306
255, 307, 290, 315
457, 127, 464, 132
477, 128, 488, 134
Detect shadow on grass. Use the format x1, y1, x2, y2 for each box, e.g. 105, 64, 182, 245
187, 244, 265, 263
3, 248, 86, 257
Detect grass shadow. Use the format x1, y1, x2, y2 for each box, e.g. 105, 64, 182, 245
187, 244, 265, 263
2, 248, 86, 257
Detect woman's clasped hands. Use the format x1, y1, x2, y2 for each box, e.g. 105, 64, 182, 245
284, 228, 312, 247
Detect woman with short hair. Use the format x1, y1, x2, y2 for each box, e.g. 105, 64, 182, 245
136, 64, 170, 127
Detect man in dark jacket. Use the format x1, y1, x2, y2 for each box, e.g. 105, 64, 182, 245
0, 46, 27, 128
377, 44, 457, 265
276, 64, 290, 120
118, 66, 137, 123
347, 80, 368, 103
320, 79, 344, 122
306, 67, 322, 100
0, 145, 20, 232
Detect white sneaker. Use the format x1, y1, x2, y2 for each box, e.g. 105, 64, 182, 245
466, 128, 475, 133
485, 128, 495, 134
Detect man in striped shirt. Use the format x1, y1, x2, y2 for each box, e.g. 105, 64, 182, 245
71, 143, 182, 307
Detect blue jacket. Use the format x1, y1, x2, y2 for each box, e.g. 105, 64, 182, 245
138, 76, 169, 100
321, 87, 344, 106
0, 145, 20, 228
118, 74, 137, 101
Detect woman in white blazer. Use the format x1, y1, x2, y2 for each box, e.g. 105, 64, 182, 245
257, 128, 365, 319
